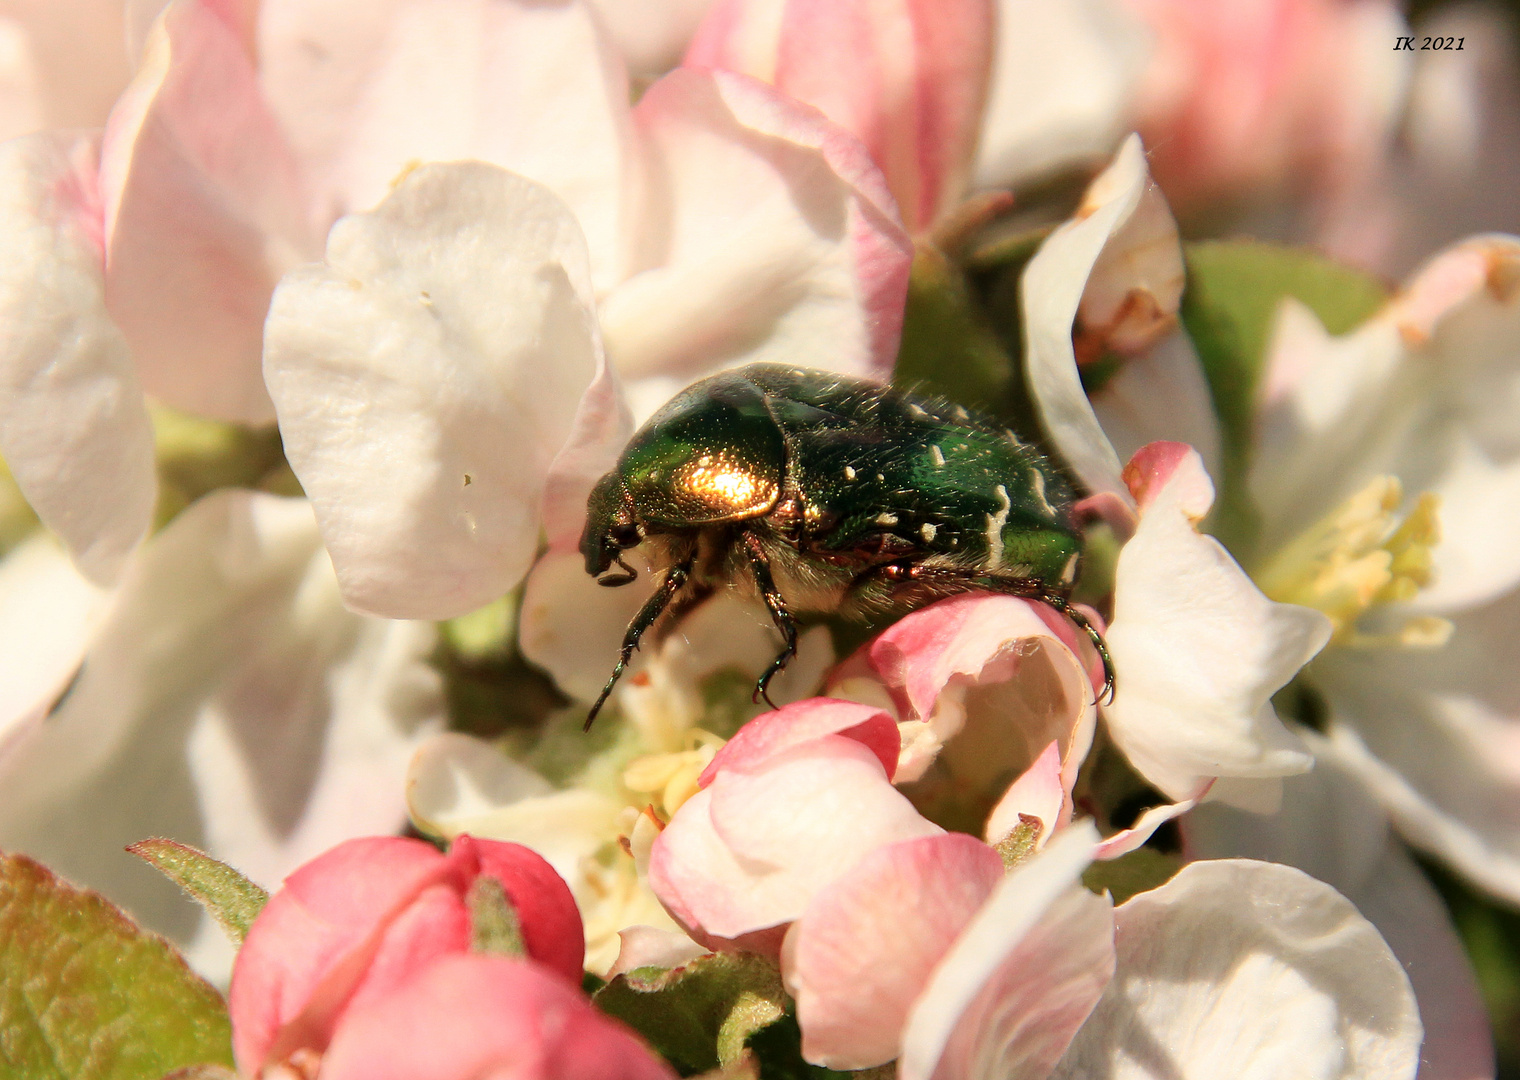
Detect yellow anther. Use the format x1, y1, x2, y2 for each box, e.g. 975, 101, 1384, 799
1257, 477, 1449, 648
621, 730, 725, 817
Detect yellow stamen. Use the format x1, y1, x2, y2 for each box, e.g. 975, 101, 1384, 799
622, 729, 726, 817
1256, 477, 1451, 648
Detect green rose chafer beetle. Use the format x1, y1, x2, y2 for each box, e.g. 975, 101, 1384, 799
580, 362, 1113, 728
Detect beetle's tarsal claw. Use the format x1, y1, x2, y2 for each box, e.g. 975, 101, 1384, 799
1039, 591, 1116, 709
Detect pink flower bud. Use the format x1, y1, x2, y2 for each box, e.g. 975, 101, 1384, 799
229, 834, 584, 1073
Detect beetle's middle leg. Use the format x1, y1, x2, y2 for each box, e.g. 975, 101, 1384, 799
741, 531, 797, 710
584, 546, 696, 731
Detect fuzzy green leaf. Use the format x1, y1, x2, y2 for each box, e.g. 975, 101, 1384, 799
1179, 241, 1387, 555
127, 838, 267, 945
595, 952, 787, 1074
0, 852, 234, 1080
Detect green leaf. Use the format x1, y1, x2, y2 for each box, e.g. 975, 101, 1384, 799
1082, 846, 1182, 905
896, 241, 1018, 417
127, 838, 267, 945
467, 875, 525, 957
0, 852, 235, 1080
1179, 241, 1387, 556
594, 952, 787, 1075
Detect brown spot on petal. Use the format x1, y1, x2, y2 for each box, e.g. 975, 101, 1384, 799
1486, 248, 1520, 303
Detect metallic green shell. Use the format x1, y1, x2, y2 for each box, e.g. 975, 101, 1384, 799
585, 363, 1081, 589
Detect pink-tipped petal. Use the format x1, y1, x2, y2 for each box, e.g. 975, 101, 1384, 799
1103, 447, 1330, 802
693, 0, 994, 232
834, 593, 1097, 800
256, 0, 639, 291
900, 823, 1112, 1080
0, 130, 155, 584
264, 162, 600, 620
1120, 440, 1212, 517
318, 955, 677, 1080
603, 68, 909, 384
699, 698, 899, 786
650, 735, 941, 941
784, 833, 1003, 1070
985, 740, 1066, 845
100, 0, 312, 423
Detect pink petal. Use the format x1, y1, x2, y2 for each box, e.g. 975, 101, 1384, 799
1121, 439, 1215, 517
452, 835, 587, 984
985, 740, 1066, 845
834, 593, 1098, 796
318, 955, 676, 1080
230, 836, 458, 1069
699, 698, 899, 786
0, 130, 156, 583
255, 0, 637, 291
649, 736, 941, 941
264, 162, 600, 619
900, 823, 1113, 1080
783, 833, 1003, 1070
540, 357, 635, 548
591, 0, 716, 77
99, 0, 311, 422
690, 0, 994, 232
0, 0, 132, 138
602, 68, 909, 384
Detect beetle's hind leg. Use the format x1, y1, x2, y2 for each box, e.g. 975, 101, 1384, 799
1030, 589, 1116, 706
584, 547, 696, 731
741, 532, 797, 710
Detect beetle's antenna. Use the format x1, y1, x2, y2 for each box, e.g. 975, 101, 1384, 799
1038, 592, 1116, 706
585, 555, 692, 731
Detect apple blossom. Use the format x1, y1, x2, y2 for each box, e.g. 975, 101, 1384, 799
229, 833, 584, 1073
407, 591, 835, 974
684, 0, 994, 234
0, 491, 443, 981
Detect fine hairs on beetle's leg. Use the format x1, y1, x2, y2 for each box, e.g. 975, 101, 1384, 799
584, 552, 694, 731
742, 531, 797, 710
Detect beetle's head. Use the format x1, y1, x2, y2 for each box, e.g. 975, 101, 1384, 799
581, 472, 642, 584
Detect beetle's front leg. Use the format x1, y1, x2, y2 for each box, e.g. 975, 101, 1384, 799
584, 546, 696, 731
741, 531, 797, 710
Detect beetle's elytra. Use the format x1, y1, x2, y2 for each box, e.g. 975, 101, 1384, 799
580, 363, 1114, 728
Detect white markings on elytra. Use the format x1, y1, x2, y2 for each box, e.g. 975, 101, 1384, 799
985, 484, 1011, 568
929, 445, 946, 467
1062, 552, 1079, 584
844, 465, 857, 480
921, 522, 937, 541
1004, 429, 1025, 450
907, 402, 930, 419
876, 512, 898, 526
876, 472, 885, 481
1030, 468, 1056, 516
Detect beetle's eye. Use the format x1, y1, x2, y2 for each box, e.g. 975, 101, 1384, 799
611, 524, 642, 549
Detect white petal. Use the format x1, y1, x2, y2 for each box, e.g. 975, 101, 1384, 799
607, 925, 709, 979
405, 731, 554, 839
1186, 749, 1495, 1080
973, 0, 1147, 191
0, 535, 107, 765
264, 162, 601, 619
1314, 585, 1520, 903
600, 68, 910, 386
256, 0, 639, 291
1052, 860, 1423, 1080
1104, 449, 1330, 801
0, 491, 444, 985
1022, 135, 1176, 502
1090, 331, 1223, 486
1252, 298, 1410, 550
899, 822, 1112, 1080
0, 131, 156, 584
